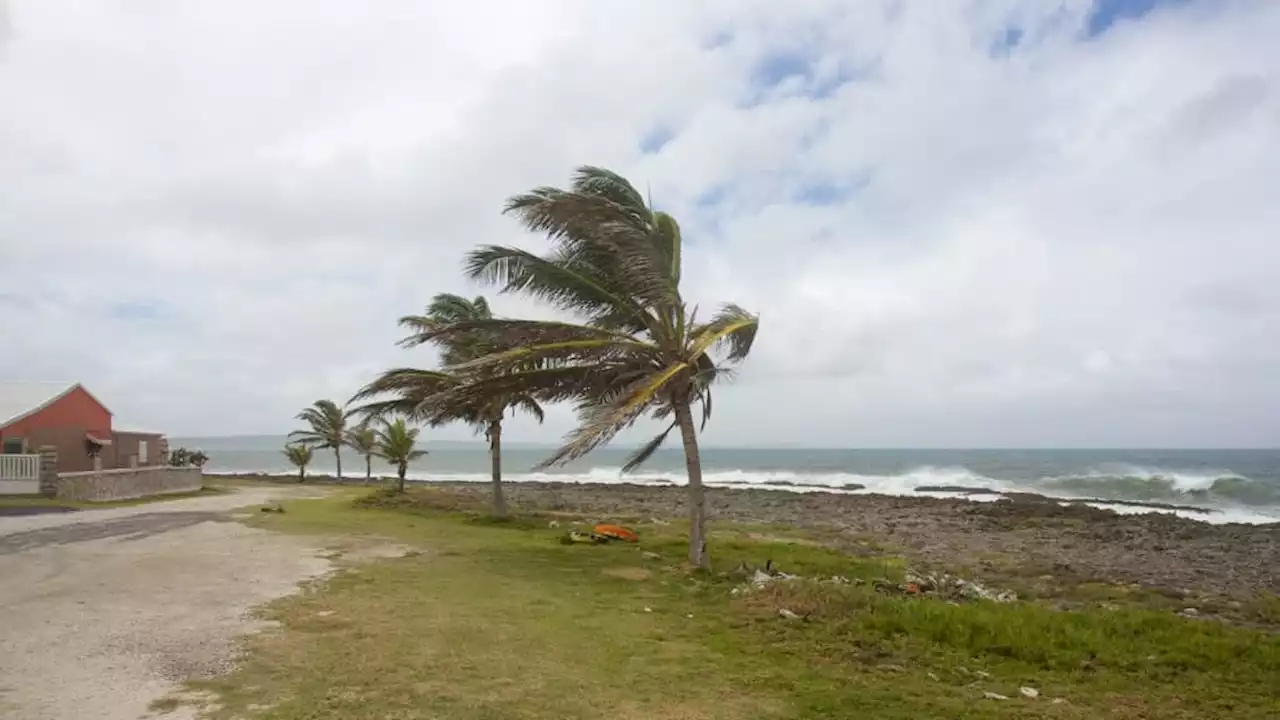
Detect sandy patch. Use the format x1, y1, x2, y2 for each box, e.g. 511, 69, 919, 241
0, 488, 333, 720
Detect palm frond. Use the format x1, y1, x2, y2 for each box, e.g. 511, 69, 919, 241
688, 304, 759, 362
535, 362, 689, 469
621, 422, 676, 473
464, 245, 653, 330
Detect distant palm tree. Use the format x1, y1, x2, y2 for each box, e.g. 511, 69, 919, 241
347, 425, 377, 483
375, 418, 427, 492
283, 443, 314, 483
355, 293, 544, 517
290, 399, 354, 480
414, 167, 759, 567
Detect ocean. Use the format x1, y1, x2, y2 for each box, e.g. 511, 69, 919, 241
177, 436, 1280, 525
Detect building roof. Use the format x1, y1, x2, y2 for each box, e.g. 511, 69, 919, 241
0, 381, 109, 428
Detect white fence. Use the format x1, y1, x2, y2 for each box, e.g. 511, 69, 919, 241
0, 454, 41, 494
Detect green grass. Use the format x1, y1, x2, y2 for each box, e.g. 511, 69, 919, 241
0, 485, 225, 510
183, 488, 1280, 719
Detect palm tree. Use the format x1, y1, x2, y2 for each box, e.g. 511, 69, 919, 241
354, 293, 544, 517
347, 425, 377, 483
375, 418, 427, 493
290, 399, 354, 480
282, 443, 314, 483
411, 166, 759, 568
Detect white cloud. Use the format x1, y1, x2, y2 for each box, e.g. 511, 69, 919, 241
1, 0, 1277, 448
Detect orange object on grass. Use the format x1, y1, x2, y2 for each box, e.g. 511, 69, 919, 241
593, 524, 639, 543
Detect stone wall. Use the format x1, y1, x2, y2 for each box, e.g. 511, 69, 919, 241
54, 466, 203, 502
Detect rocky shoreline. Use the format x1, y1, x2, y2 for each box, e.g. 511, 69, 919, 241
213, 474, 1280, 604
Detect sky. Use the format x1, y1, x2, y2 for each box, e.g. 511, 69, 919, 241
1, 0, 1278, 448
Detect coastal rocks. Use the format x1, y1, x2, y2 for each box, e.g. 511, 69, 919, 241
357, 480, 1280, 603
902, 571, 1017, 603
1019, 686, 1039, 699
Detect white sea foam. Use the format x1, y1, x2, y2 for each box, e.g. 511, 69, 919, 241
214, 464, 1280, 525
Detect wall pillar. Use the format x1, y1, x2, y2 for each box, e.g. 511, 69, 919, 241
38, 445, 58, 497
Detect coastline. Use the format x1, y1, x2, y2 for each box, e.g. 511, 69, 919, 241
209, 474, 1280, 609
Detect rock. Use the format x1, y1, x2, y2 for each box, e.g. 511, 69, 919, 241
983, 692, 1009, 701
778, 608, 801, 620
643, 607, 653, 613
259, 504, 285, 513
642, 551, 662, 560
1020, 686, 1039, 699
973, 670, 992, 679
927, 672, 940, 682
316, 610, 335, 617
1180, 607, 1199, 616
547, 520, 560, 528
1051, 698, 1068, 705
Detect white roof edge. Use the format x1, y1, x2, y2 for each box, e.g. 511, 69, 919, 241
0, 381, 78, 428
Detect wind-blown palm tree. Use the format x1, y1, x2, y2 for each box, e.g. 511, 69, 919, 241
375, 418, 427, 492
283, 443, 314, 483
354, 293, 544, 517
347, 425, 377, 483
290, 400, 354, 480
410, 166, 759, 567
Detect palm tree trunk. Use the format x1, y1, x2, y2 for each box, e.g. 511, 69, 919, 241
397, 463, 407, 493
673, 398, 709, 569
298, 465, 305, 483
334, 447, 342, 481
489, 419, 508, 518
365, 454, 372, 484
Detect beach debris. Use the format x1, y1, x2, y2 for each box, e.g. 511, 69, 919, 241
594, 524, 639, 543
1051, 698, 1068, 705
649, 517, 671, 526
983, 692, 1009, 701
547, 520, 560, 528
777, 608, 801, 620
561, 530, 608, 545
642, 551, 662, 560
973, 670, 992, 679
1020, 686, 1040, 699
927, 672, 940, 682
559, 524, 641, 546
316, 610, 335, 618
900, 571, 1017, 603
686, 613, 693, 618
259, 503, 285, 513
643, 607, 653, 613
1179, 607, 1200, 618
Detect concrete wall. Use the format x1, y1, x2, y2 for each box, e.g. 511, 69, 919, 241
54, 467, 203, 502
0, 479, 39, 494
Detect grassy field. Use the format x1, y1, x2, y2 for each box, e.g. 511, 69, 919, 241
182, 487, 1279, 719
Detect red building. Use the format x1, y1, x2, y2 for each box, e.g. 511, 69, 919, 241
0, 381, 166, 472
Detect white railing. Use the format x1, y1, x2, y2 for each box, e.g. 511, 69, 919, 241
0, 454, 41, 482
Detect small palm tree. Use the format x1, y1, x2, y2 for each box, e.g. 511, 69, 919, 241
355, 293, 544, 517
416, 167, 759, 567
347, 425, 377, 483
290, 399, 354, 480
282, 443, 314, 483
375, 418, 427, 493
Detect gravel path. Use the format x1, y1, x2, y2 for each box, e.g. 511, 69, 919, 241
0, 487, 334, 720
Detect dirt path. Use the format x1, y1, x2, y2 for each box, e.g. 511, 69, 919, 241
0, 486, 334, 720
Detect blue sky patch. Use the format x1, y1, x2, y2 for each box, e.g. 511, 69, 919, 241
108, 300, 163, 321
1085, 0, 1188, 38
639, 125, 675, 154
990, 26, 1025, 56
695, 184, 729, 209
794, 173, 871, 206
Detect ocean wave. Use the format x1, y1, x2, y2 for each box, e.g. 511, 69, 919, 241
209, 463, 1280, 523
